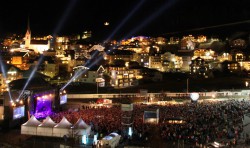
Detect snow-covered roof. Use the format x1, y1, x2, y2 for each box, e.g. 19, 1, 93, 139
22, 115, 41, 126
54, 117, 72, 128
38, 116, 56, 127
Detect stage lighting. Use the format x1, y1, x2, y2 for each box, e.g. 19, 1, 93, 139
122, 0, 178, 39
17, 55, 44, 101
53, 0, 77, 36
0, 57, 13, 101
105, 0, 145, 41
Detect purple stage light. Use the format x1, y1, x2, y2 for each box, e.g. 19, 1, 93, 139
32, 94, 53, 119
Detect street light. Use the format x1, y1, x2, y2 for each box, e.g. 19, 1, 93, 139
96, 78, 105, 95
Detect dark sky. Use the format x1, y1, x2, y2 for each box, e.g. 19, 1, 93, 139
0, 0, 250, 41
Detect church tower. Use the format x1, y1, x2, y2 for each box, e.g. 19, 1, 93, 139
24, 18, 31, 49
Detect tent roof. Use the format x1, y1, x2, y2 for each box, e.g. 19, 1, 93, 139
54, 117, 72, 128
38, 116, 56, 127
73, 118, 89, 129
22, 115, 41, 126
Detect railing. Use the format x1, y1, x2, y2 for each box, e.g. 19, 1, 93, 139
67, 90, 250, 99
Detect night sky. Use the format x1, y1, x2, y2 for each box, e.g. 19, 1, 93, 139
0, 0, 249, 41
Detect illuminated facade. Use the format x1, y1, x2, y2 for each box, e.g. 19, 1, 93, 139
105, 49, 135, 64
193, 49, 216, 61
241, 61, 250, 71
161, 52, 183, 72
109, 67, 137, 88
11, 52, 30, 70
82, 31, 92, 39
219, 61, 241, 73
217, 52, 232, 62
197, 35, 207, 43
148, 55, 162, 71
189, 57, 209, 77
55, 36, 69, 50
39, 61, 59, 78
22, 25, 50, 53
230, 39, 246, 48
0, 65, 22, 93
73, 65, 105, 85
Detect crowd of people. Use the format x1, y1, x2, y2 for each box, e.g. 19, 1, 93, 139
49, 99, 250, 146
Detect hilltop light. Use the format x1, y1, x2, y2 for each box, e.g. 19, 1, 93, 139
104, 22, 109, 26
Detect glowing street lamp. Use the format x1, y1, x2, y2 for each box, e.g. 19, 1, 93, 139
190, 93, 199, 102
245, 81, 249, 87
96, 78, 105, 95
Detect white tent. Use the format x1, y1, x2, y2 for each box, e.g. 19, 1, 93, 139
37, 116, 57, 136
21, 115, 41, 135
72, 118, 91, 136
53, 116, 73, 137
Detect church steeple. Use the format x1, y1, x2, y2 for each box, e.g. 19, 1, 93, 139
24, 17, 31, 49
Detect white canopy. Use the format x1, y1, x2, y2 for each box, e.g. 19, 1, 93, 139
72, 118, 91, 135
37, 116, 56, 136
53, 117, 73, 137
21, 116, 92, 138
21, 115, 41, 135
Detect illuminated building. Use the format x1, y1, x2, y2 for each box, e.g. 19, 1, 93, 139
241, 61, 250, 71
88, 44, 105, 53
180, 35, 195, 50
176, 50, 193, 72
189, 57, 209, 77
105, 49, 135, 64
55, 36, 70, 51
169, 37, 179, 45
197, 35, 207, 43
39, 60, 59, 78
217, 52, 232, 62
155, 37, 166, 45
72, 65, 105, 84
82, 31, 92, 39
148, 55, 162, 71
219, 61, 241, 73
193, 49, 216, 61
161, 52, 183, 72
11, 52, 30, 70
230, 39, 246, 48
21, 24, 50, 54
0, 64, 22, 93
106, 61, 142, 88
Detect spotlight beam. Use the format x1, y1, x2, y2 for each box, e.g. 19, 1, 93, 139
105, 0, 145, 41
60, 50, 101, 90
60, 67, 89, 90
162, 19, 250, 35
122, 0, 179, 39
61, 0, 146, 89
53, 0, 78, 36
0, 55, 13, 101
17, 55, 44, 100
60, 0, 144, 90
